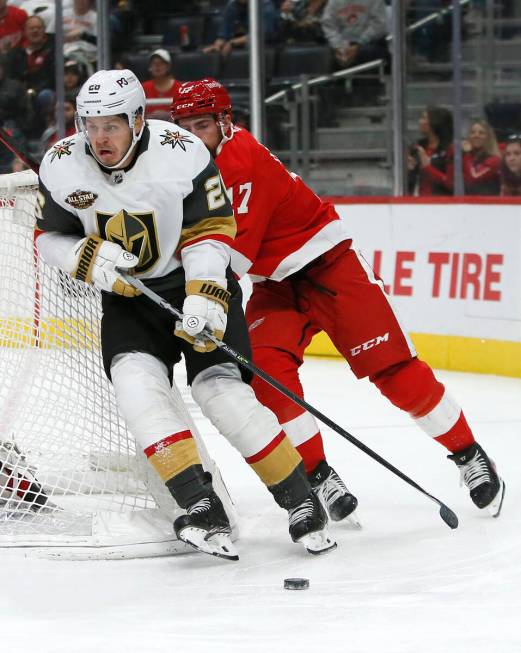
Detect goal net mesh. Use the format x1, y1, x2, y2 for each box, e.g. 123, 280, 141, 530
0, 170, 236, 558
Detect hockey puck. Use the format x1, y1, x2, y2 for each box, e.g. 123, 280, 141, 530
283, 577, 309, 590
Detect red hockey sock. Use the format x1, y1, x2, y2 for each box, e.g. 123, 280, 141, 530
434, 411, 475, 453
296, 433, 326, 474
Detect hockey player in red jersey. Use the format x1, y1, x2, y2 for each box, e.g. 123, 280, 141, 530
171, 78, 505, 519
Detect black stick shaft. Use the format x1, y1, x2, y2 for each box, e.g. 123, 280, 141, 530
0, 126, 40, 174
122, 274, 458, 529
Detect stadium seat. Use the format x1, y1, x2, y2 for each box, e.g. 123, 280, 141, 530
275, 45, 333, 80
162, 16, 205, 49
174, 51, 221, 82
126, 53, 151, 81
220, 49, 275, 81
220, 50, 249, 81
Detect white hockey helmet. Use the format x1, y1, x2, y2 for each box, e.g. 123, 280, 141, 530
76, 69, 146, 168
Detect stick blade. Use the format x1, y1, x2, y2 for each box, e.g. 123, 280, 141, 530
439, 504, 459, 529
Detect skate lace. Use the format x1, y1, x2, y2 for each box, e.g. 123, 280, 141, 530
288, 497, 315, 527
459, 454, 491, 491
316, 471, 348, 508
188, 497, 211, 515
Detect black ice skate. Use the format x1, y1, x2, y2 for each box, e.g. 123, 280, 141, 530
288, 492, 337, 555
309, 461, 361, 528
174, 491, 238, 561
448, 443, 505, 517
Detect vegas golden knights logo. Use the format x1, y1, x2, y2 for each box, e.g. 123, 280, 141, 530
96, 210, 160, 273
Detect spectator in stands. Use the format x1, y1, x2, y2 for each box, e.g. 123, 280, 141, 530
6, 14, 53, 90
5, 15, 54, 130
462, 119, 501, 196
500, 134, 521, 196
64, 57, 87, 96
63, 0, 97, 68
321, 0, 388, 104
408, 106, 454, 196
321, 0, 388, 68
142, 49, 180, 120
40, 92, 77, 151
18, 1, 55, 33
203, 0, 280, 56
0, 55, 25, 131
280, 0, 326, 43
0, 0, 27, 53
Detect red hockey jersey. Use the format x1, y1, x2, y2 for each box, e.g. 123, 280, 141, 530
216, 127, 349, 281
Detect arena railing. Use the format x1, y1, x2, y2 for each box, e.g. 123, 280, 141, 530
264, 59, 387, 187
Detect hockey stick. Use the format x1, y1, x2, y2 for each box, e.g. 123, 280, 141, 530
0, 126, 40, 174
120, 273, 459, 530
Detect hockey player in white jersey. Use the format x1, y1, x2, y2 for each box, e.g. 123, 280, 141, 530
35, 69, 337, 560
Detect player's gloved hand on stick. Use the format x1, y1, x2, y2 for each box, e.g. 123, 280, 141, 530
175, 279, 229, 353
64, 235, 140, 297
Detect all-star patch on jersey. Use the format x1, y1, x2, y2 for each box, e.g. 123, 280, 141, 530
65, 190, 98, 210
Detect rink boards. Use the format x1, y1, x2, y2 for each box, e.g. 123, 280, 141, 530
2, 195, 519, 377
306, 197, 521, 378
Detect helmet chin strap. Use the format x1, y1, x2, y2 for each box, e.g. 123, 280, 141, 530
216, 114, 234, 156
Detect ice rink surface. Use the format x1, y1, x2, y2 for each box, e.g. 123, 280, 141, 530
2, 359, 520, 653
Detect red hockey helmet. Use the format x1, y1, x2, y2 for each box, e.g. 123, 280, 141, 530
171, 78, 232, 122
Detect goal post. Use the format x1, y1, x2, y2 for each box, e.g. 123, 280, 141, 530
0, 170, 238, 560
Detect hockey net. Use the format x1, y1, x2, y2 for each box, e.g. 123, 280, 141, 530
0, 170, 237, 559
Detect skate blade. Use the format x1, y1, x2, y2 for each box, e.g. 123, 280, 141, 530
178, 526, 239, 561
298, 529, 337, 556
344, 510, 362, 530
488, 479, 506, 518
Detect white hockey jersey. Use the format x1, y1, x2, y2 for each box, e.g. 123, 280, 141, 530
36, 120, 235, 287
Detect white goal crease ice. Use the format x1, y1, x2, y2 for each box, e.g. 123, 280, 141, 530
0, 170, 238, 560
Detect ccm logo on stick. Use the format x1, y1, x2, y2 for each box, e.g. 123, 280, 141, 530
351, 332, 389, 357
